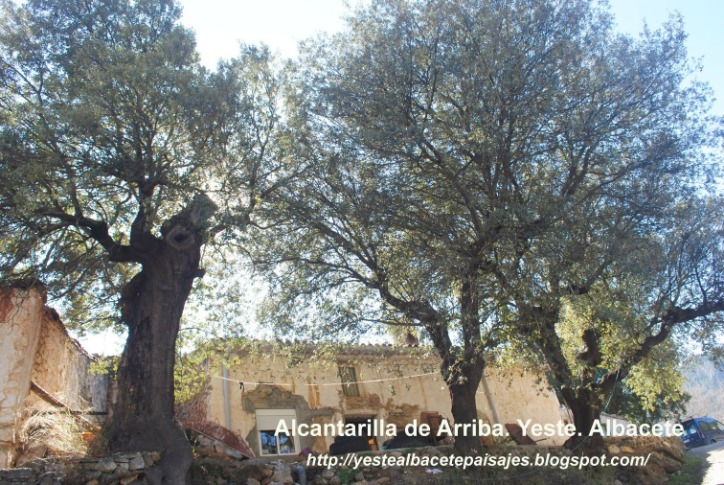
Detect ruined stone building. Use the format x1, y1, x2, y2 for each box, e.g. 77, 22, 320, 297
1, 284, 567, 467
0, 285, 108, 468
183, 341, 568, 459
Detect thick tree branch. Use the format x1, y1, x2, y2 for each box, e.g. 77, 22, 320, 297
596, 299, 724, 392
37, 209, 137, 263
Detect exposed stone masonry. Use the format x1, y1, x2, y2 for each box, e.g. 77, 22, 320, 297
0, 451, 160, 485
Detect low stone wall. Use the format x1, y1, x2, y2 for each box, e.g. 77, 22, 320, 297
0, 451, 161, 485
0, 436, 688, 485
605, 435, 686, 485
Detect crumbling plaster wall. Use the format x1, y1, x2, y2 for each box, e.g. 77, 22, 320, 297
480, 366, 567, 445
206, 346, 567, 456
0, 288, 46, 468
26, 310, 108, 414
0, 286, 108, 468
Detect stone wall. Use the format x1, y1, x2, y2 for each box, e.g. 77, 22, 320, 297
0, 286, 108, 468
200, 344, 566, 459
0, 451, 161, 485
0, 436, 686, 485
0, 288, 46, 468
25, 309, 108, 417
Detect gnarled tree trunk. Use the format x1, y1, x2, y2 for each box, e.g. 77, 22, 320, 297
104, 214, 204, 484
447, 360, 485, 456
428, 267, 486, 456
562, 389, 604, 453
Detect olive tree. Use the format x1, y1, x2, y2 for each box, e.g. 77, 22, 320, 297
0, 0, 286, 480
502, 196, 723, 450
259, 0, 719, 455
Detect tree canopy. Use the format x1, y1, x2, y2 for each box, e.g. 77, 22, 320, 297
0, 0, 722, 473
256, 0, 724, 453
0, 0, 288, 480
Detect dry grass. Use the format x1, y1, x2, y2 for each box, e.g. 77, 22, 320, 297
19, 410, 91, 459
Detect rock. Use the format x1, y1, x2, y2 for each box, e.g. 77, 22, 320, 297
248, 479, 262, 485
614, 480, 623, 485
422, 446, 442, 457
129, 454, 147, 471
142, 452, 156, 467
329, 477, 342, 485
271, 463, 294, 484
654, 453, 682, 474
361, 468, 377, 479
313, 475, 329, 485
262, 467, 275, 478
620, 446, 636, 454
145, 451, 161, 463
661, 439, 685, 461
375, 479, 390, 484
0, 468, 33, 480
120, 475, 140, 485
85, 480, 100, 485
38, 473, 55, 485
322, 469, 335, 480
355, 472, 365, 482
116, 462, 130, 474
385, 468, 403, 479
96, 458, 117, 473
608, 445, 621, 455
635, 462, 667, 485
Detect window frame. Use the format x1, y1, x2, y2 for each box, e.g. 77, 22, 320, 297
255, 409, 300, 456
338, 365, 361, 397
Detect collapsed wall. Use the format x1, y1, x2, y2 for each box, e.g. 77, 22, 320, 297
0, 286, 45, 468
0, 285, 108, 468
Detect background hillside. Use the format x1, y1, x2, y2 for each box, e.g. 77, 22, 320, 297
682, 355, 724, 421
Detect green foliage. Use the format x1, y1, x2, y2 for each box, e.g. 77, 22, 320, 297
667, 455, 704, 485
88, 355, 120, 377
174, 343, 213, 405
0, 0, 288, 328
250, 0, 724, 442
606, 380, 690, 424
258, 0, 722, 379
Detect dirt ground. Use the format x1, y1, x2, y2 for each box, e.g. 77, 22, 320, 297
687, 441, 724, 485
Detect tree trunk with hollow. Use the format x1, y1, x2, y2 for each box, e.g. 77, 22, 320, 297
103, 214, 204, 484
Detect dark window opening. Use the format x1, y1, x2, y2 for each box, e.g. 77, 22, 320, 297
345, 415, 379, 451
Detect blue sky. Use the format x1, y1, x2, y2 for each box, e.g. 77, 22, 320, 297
179, 0, 724, 116
609, 0, 724, 116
